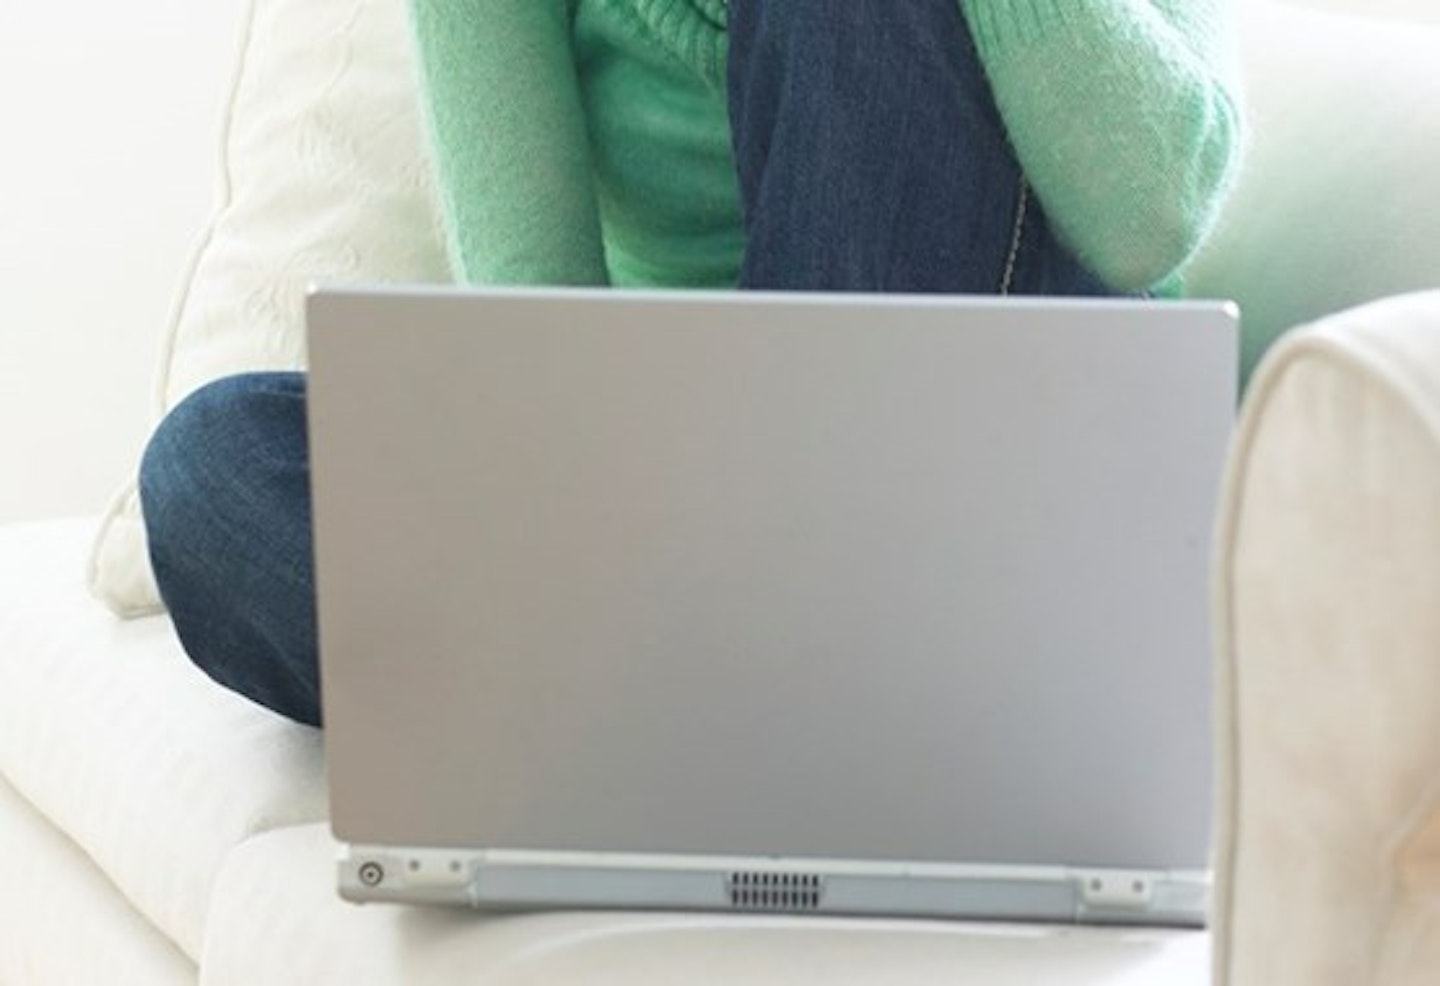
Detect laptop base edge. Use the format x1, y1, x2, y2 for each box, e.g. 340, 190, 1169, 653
337, 844, 1209, 928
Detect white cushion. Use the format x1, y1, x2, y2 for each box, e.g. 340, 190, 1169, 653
0, 519, 327, 960
88, 0, 450, 617
1212, 291, 1440, 984
0, 773, 195, 986
204, 824, 1210, 986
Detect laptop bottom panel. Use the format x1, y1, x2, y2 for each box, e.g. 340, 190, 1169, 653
338, 845, 1208, 928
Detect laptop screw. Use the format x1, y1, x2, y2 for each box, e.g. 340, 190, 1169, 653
358, 861, 385, 887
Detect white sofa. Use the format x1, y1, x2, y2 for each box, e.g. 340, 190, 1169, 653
3, 1, 1439, 983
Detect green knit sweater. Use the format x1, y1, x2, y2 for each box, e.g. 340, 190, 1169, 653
408, 0, 1243, 295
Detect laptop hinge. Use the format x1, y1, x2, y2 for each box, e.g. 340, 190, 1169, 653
1073, 869, 1157, 922
1077, 870, 1154, 909
1070, 867, 1211, 927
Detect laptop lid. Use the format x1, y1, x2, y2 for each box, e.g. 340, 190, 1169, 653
306, 286, 1237, 925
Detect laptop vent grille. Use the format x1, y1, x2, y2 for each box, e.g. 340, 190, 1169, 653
726, 871, 824, 912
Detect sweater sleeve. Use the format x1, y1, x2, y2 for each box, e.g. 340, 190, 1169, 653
960, 0, 1245, 293
408, 0, 609, 286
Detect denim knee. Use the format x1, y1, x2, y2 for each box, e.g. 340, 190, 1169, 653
140, 372, 322, 726
140, 372, 312, 582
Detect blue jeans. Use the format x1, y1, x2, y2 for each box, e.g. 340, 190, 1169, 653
142, 4, 1116, 728
141, 373, 322, 726
728, 0, 1113, 295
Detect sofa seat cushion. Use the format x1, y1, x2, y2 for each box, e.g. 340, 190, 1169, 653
203, 823, 1210, 986
0, 519, 327, 961
0, 772, 195, 986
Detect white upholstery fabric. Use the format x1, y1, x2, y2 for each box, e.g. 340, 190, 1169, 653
0, 773, 195, 986
1213, 291, 1440, 985
1184, 3, 1440, 381
88, 0, 451, 617
0, 520, 327, 961
204, 824, 1210, 986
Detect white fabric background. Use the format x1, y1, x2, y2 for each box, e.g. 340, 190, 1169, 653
0, 1, 247, 524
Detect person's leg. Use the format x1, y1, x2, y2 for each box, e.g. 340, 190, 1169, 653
727, 0, 1112, 296
139, 372, 321, 727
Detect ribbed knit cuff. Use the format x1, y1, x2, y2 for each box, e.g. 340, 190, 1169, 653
961, 0, 1090, 58
624, 0, 729, 88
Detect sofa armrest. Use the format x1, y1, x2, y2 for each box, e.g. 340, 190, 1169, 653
1212, 290, 1440, 985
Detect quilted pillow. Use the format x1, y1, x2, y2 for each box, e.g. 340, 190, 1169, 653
88, 0, 451, 617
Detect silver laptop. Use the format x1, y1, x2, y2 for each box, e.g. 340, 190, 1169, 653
305, 286, 1237, 926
